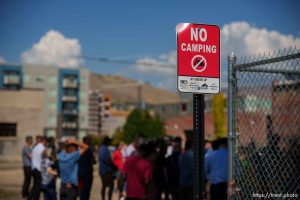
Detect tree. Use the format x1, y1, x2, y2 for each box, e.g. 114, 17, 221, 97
123, 109, 165, 143
212, 93, 226, 138
111, 129, 125, 146
90, 134, 104, 147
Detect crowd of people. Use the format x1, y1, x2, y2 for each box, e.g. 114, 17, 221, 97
21, 135, 228, 200
22, 135, 94, 200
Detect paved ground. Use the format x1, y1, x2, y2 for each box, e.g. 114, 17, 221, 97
0, 161, 118, 200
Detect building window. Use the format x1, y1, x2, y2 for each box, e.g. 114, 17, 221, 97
36, 75, 44, 82
48, 88, 57, 97
0, 123, 17, 137
48, 76, 57, 84
80, 104, 87, 113
46, 130, 56, 137
79, 130, 87, 139
263, 100, 271, 109
181, 103, 187, 112
3, 71, 21, 89
175, 105, 180, 113
47, 102, 57, 110
80, 77, 86, 84
80, 116, 85, 123
47, 116, 56, 125
80, 92, 86, 99
24, 74, 31, 83
63, 89, 76, 96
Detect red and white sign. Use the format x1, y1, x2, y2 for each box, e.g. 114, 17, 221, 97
177, 23, 220, 94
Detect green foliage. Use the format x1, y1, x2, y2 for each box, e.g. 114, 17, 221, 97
212, 93, 226, 138
90, 134, 104, 147
112, 129, 125, 146
123, 109, 165, 143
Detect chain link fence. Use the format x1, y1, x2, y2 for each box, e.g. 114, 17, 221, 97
228, 47, 300, 199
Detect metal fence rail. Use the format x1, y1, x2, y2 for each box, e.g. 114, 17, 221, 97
228, 47, 300, 199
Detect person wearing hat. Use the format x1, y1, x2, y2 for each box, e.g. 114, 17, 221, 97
57, 139, 88, 200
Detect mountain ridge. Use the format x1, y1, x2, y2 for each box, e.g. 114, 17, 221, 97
89, 73, 181, 105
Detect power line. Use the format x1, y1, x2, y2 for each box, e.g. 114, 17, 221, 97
81, 55, 176, 68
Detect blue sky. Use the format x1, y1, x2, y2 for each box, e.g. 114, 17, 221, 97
0, 0, 300, 89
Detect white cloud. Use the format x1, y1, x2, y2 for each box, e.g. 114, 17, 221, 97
132, 21, 300, 90
21, 30, 83, 68
134, 51, 176, 76
221, 21, 300, 58
0, 57, 5, 63
130, 51, 177, 90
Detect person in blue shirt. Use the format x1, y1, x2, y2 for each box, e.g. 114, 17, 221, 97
58, 139, 88, 200
98, 136, 115, 200
178, 139, 193, 200
205, 138, 228, 200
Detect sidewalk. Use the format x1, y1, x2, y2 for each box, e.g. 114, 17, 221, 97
0, 162, 119, 200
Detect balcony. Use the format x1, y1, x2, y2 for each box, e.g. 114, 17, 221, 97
62, 109, 78, 115
62, 95, 77, 102
63, 79, 78, 88
100, 110, 111, 118
4, 75, 21, 85
89, 100, 99, 106
62, 122, 77, 129
89, 120, 101, 126
99, 101, 111, 107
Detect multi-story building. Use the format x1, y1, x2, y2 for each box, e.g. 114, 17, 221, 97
0, 63, 90, 140
89, 91, 101, 135
0, 89, 44, 156
271, 80, 300, 138
88, 90, 112, 135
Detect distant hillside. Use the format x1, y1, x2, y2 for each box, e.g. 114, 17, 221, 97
89, 73, 181, 105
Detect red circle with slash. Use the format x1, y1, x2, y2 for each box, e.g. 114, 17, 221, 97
191, 55, 207, 72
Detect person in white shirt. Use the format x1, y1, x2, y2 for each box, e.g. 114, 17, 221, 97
125, 142, 136, 158
28, 136, 46, 200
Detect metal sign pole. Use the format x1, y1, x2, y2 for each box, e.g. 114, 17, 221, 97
193, 93, 205, 200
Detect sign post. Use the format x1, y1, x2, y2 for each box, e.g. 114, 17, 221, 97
176, 23, 220, 200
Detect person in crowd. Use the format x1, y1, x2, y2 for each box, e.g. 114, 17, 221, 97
212, 139, 220, 151
204, 140, 213, 158
28, 136, 47, 200
41, 147, 59, 200
122, 142, 152, 200
125, 140, 137, 158
255, 134, 282, 193
204, 139, 216, 198
99, 136, 115, 200
47, 137, 56, 152
78, 136, 96, 200
33, 135, 43, 148
152, 139, 168, 200
58, 139, 88, 200
121, 143, 128, 159
112, 142, 125, 199
205, 138, 228, 200
165, 137, 182, 200
165, 137, 173, 158
178, 139, 193, 200
22, 136, 33, 200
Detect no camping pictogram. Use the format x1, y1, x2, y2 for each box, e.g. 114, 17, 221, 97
191, 55, 207, 72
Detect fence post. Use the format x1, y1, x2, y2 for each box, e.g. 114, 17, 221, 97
227, 52, 237, 200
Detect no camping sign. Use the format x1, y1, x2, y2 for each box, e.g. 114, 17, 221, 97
177, 23, 220, 94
